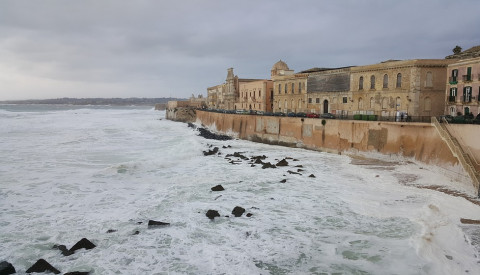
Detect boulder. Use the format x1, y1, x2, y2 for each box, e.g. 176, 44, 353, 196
297, 169, 304, 172
287, 170, 301, 175
246, 213, 253, 217
276, 159, 289, 166
309, 174, 316, 178
254, 158, 265, 164
261, 162, 276, 169
280, 179, 287, 183
52, 244, 73, 256
203, 147, 219, 156
26, 259, 60, 274
148, 220, 170, 227
232, 206, 245, 217
206, 210, 220, 220
106, 229, 117, 233
69, 238, 96, 254
0, 261, 15, 275
211, 185, 225, 191
64, 272, 90, 275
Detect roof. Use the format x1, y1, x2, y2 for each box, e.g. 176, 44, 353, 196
271, 60, 290, 71
445, 45, 480, 59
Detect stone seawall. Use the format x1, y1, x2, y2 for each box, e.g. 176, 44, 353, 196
195, 110, 470, 179
165, 107, 197, 123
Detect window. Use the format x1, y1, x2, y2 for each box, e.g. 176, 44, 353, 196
464, 86, 472, 102
308, 98, 312, 103
451, 69, 458, 83
396, 73, 402, 88
358, 97, 364, 109
359, 76, 364, 90
259, 90, 261, 97
315, 98, 320, 103
467, 67, 472, 81
292, 83, 295, 93
370, 75, 375, 89
426, 72, 433, 87
343, 97, 348, 104
278, 84, 281, 94
424, 97, 432, 111
449, 88, 457, 102
298, 82, 302, 93
383, 74, 388, 88
284, 83, 287, 94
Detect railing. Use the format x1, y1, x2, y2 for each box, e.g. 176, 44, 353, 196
449, 77, 458, 84
432, 117, 480, 195
448, 96, 456, 102
463, 75, 472, 82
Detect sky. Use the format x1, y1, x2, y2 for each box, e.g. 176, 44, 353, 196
1, 0, 479, 101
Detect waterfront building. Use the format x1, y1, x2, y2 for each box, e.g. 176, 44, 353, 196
271, 60, 308, 113
445, 47, 480, 116
349, 59, 451, 120
305, 67, 352, 116
235, 79, 274, 112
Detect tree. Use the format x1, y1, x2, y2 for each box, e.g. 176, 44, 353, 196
453, 45, 462, 54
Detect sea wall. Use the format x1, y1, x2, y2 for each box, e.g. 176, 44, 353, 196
196, 110, 468, 176
166, 107, 197, 123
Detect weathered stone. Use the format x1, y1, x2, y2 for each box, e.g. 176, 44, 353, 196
69, 238, 96, 253
246, 213, 253, 217
295, 165, 303, 168
233, 152, 248, 160
203, 147, 219, 156
0, 261, 15, 275
64, 272, 90, 275
287, 170, 301, 175
106, 229, 117, 233
26, 259, 60, 274
297, 169, 304, 172
309, 174, 316, 178
280, 179, 287, 183
211, 185, 225, 191
262, 162, 276, 169
133, 230, 140, 235
52, 244, 73, 256
197, 127, 232, 140
460, 218, 480, 225
232, 206, 245, 217
276, 159, 289, 166
206, 210, 220, 220
148, 220, 170, 227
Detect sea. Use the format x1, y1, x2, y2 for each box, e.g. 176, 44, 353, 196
1, 104, 479, 275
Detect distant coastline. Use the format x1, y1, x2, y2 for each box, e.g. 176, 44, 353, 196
0, 97, 185, 106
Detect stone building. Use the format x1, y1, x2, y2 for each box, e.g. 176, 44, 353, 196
207, 68, 260, 110
235, 80, 274, 112
271, 60, 308, 113
305, 67, 352, 115
349, 59, 451, 120
445, 47, 480, 116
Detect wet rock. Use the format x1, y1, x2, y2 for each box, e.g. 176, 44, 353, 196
246, 213, 253, 217
229, 160, 241, 165
254, 158, 265, 164
293, 159, 299, 161
133, 231, 140, 235
203, 147, 219, 156
233, 152, 248, 160
69, 238, 96, 253
276, 159, 289, 166
106, 229, 117, 233
0, 261, 15, 275
232, 206, 246, 217
214, 195, 222, 200
261, 162, 276, 169
445, 255, 453, 260
460, 218, 480, 224
251, 155, 267, 160
187, 123, 197, 129
294, 165, 303, 168
211, 185, 224, 191
250, 164, 256, 167
297, 169, 304, 172
26, 259, 60, 274
137, 221, 143, 224
206, 210, 220, 220
64, 272, 90, 275
148, 220, 170, 228
309, 174, 316, 178
280, 179, 287, 183
287, 170, 301, 175
197, 127, 232, 140
52, 244, 73, 256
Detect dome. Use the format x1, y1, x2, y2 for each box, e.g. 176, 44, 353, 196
271, 60, 290, 71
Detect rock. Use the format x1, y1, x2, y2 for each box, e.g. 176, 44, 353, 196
280, 179, 287, 183
445, 255, 453, 260
211, 185, 225, 191
148, 220, 170, 228
0, 261, 15, 275
251, 155, 267, 160
297, 169, 304, 172
232, 206, 245, 217
229, 160, 241, 165
52, 244, 73, 256
287, 170, 301, 175
187, 123, 197, 129
250, 164, 255, 167
106, 229, 117, 233
233, 152, 248, 160
261, 162, 276, 169
254, 158, 265, 164
246, 213, 253, 217
203, 147, 219, 156
309, 174, 316, 178
133, 231, 140, 235
26, 259, 60, 274
293, 159, 299, 161
197, 127, 232, 140
276, 159, 289, 166
460, 218, 480, 224
295, 165, 303, 168
64, 272, 90, 275
206, 210, 220, 220
69, 238, 96, 254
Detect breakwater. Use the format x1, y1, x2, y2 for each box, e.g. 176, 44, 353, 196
194, 110, 479, 192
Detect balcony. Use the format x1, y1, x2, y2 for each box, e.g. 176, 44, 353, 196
462, 96, 474, 103
448, 76, 458, 84
448, 96, 456, 102
462, 75, 472, 82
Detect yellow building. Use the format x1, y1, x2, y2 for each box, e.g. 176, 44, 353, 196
271, 60, 308, 113
235, 80, 273, 112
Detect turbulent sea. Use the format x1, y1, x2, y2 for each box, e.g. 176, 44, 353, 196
1, 104, 480, 275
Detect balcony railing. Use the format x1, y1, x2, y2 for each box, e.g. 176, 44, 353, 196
449, 77, 458, 84
461, 96, 474, 103
448, 96, 456, 102
463, 75, 472, 82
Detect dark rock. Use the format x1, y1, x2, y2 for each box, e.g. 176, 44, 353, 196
285, 157, 293, 160
232, 206, 246, 217
0, 261, 15, 275
229, 160, 241, 165
287, 170, 301, 175
69, 238, 96, 253
261, 162, 276, 169
187, 123, 197, 129
26, 259, 60, 274
133, 231, 140, 235
293, 159, 299, 161
246, 213, 253, 217
137, 221, 143, 224
295, 165, 303, 168
309, 174, 316, 178
233, 152, 248, 160
280, 179, 287, 183
250, 164, 255, 167
52, 244, 73, 256
148, 220, 170, 228
251, 155, 267, 160
197, 127, 232, 140
106, 229, 117, 233
206, 210, 220, 220
203, 147, 219, 156
276, 159, 289, 166
254, 158, 265, 164
297, 169, 304, 172
64, 272, 90, 275
211, 185, 225, 191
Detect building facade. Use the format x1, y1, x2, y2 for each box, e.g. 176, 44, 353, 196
235, 80, 274, 112
271, 60, 308, 113
445, 57, 480, 116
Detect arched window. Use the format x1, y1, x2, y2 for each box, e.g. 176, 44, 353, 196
370, 75, 376, 89
291, 99, 295, 111
358, 97, 364, 109
396, 73, 402, 88
383, 74, 388, 88
426, 72, 433, 87
359, 76, 364, 90
370, 97, 375, 109
284, 99, 288, 109
291, 83, 295, 93
424, 97, 432, 111
396, 97, 401, 110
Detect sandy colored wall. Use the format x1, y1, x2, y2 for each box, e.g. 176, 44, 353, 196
196, 111, 463, 173
447, 124, 480, 170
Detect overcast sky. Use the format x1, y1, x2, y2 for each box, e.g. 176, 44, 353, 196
1, 0, 479, 100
